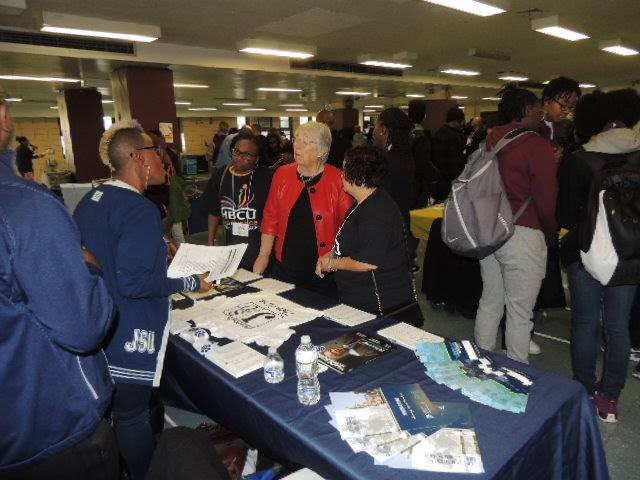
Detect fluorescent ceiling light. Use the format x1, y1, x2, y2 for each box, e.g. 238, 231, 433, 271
174, 83, 209, 88
5, 98, 22, 102
579, 83, 596, 88
335, 91, 371, 96
281, 103, 304, 107
175, 101, 191, 105
189, 107, 218, 111
360, 60, 412, 69
239, 47, 313, 59
406, 93, 425, 98
531, 16, 589, 41
0, 74, 79, 83
363, 109, 377, 113
257, 87, 302, 92
482, 97, 501, 101
242, 108, 266, 111
101, 99, 114, 104
459, 106, 465, 109
451, 95, 468, 99
49, 106, 58, 109
41, 11, 159, 42
601, 45, 639, 56
286, 108, 308, 112
423, 0, 505, 17
223, 102, 252, 106
599, 39, 639, 56
399, 105, 409, 109
364, 105, 385, 108
440, 68, 480, 76
542, 80, 550, 84
498, 74, 529, 81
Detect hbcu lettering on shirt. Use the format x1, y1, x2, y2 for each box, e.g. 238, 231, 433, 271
124, 329, 156, 354
221, 183, 258, 237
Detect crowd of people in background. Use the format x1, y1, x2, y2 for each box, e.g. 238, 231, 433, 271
2, 74, 640, 478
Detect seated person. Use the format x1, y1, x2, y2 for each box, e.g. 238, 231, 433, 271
315, 146, 414, 314
203, 131, 272, 270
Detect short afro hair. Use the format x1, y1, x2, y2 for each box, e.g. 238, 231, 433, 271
605, 88, 640, 128
573, 91, 608, 144
542, 76, 581, 103
343, 146, 387, 188
446, 106, 465, 123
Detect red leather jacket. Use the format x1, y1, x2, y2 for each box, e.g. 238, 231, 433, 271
261, 163, 354, 261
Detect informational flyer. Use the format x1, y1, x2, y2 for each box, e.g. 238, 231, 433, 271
167, 243, 247, 282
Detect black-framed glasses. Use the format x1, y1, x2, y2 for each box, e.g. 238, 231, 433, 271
233, 148, 258, 160
138, 145, 161, 153
553, 99, 575, 112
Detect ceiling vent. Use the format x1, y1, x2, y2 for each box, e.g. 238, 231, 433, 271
290, 59, 403, 77
0, 29, 135, 54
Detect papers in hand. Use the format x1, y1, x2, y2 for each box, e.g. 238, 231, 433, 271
377, 322, 444, 350
250, 277, 295, 294
322, 304, 376, 327
167, 243, 247, 282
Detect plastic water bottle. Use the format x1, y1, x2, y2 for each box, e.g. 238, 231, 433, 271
263, 347, 284, 384
296, 335, 320, 405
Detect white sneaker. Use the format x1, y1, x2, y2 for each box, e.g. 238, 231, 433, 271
529, 339, 541, 355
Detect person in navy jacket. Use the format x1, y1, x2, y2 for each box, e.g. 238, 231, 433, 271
0, 92, 119, 477
74, 121, 212, 480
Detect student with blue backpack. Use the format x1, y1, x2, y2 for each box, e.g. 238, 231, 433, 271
469, 85, 558, 364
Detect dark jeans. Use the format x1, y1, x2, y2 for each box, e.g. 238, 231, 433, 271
112, 383, 155, 480
567, 261, 638, 397
5, 420, 119, 480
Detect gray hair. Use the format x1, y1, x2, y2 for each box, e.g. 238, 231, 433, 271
295, 121, 332, 163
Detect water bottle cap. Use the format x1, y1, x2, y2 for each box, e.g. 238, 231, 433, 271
268, 347, 277, 354
301, 335, 311, 344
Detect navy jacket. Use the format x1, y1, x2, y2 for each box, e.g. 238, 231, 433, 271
0, 149, 114, 473
74, 183, 194, 386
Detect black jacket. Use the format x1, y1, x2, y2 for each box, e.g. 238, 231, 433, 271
433, 125, 466, 185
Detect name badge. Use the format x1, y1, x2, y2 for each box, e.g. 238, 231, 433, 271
232, 222, 250, 237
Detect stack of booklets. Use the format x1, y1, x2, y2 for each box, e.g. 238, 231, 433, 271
326, 384, 484, 474
317, 331, 394, 374
416, 340, 532, 413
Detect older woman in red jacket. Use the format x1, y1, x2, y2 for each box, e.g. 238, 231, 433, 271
253, 121, 353, 295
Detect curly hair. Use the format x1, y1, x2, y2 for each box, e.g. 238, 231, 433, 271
605, 88, 640, 128
542, 76, 581, 103
343, 146, 387, 188
99, 120, 145, 172
573, 91, 608, 144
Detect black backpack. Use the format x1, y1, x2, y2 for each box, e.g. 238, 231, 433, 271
580, 150, 640, 286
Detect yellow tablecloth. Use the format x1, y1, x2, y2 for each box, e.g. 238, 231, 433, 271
410, 205, 444, 241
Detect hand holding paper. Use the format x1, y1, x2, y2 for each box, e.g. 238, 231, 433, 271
167, 243, 248, 282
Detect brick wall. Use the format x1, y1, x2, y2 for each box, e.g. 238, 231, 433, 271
11, 118, 68, 181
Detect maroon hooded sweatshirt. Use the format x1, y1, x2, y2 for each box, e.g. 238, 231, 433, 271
488, 122, 558, 239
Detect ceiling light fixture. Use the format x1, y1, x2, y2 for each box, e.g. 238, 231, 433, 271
257, 87, 302, 92
242, 108, 266, 111
41, 11, 159, 42
335, 91, 371, 96
440, 68, 480, 76
451, 95, 468, 99
238, 39, 315, 59
422, 0, 505, 17
286, 108, 308, 112
281, 103, 304, 107
174, 83, 209, 88
5, 98, 22, 102
364, 105, 385, 108
240, 47, 313, 59
482, 97, 501, 101
188, 107, 218, 111
49, 106, 58, 110
531, 16, 589, 41
101, 99, 114, 104
223, 102, 252, 106
498, 73, 529, 81
0, 74, 79, 83
406, 93, 425, 98
360, 60, 412, 69
579, 83, 597, 88
599, 39, 639, 56
175, 101, 191, 105
363, 109, 378, 113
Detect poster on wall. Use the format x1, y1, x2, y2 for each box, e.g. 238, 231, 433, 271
159, 122, 174, 143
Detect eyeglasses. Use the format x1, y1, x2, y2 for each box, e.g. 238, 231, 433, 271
136, 145, 162, 155
553, 99, 575, 113
233, 148, 258, 160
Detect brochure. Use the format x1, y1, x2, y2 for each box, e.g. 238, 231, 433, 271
318, 331, 395, 374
